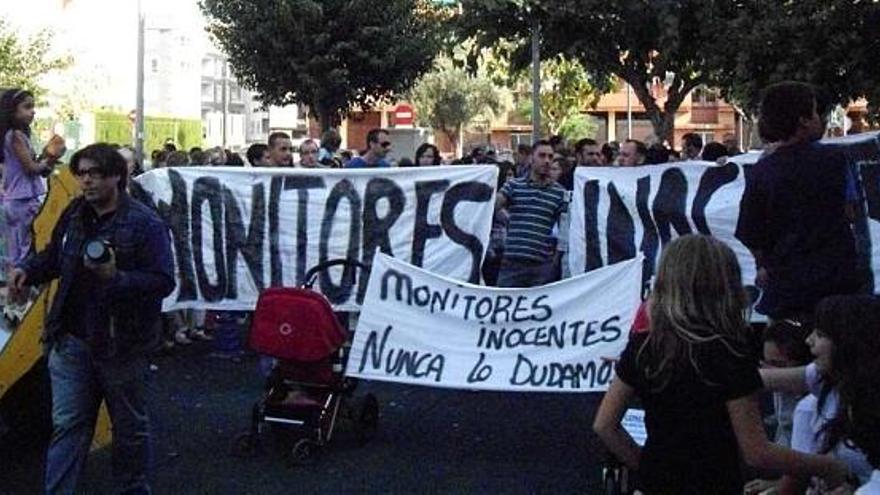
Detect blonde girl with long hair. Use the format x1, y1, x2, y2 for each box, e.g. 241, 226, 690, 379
593, 235, 850, 494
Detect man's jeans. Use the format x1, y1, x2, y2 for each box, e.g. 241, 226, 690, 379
46, 334, 153, 495
496, 256, 556, 288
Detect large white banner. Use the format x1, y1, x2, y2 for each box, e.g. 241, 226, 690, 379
133, 166, 497, 311
569, 132, 880, 302
348, 253, 643, 392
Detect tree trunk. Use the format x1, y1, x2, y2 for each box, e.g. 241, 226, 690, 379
442, 127, 459, 157
314, 99, 342, 134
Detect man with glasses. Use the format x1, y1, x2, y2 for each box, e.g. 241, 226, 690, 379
10, 143, 174, 494
298, 139, 320, 168
346, 128, 392, 168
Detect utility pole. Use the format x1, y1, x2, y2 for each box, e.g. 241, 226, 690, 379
221, 59, 228, 148
135, 0, 145, 168
530, 17, 541, 144
626, 82, 633, 139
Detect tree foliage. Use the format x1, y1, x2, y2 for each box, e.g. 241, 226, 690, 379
409, 64, 501, 151
455, 0, 733, 143
200, 0, 444, 132
711, 0, 880, 121
0, 20, 70, 100
504, 55, 605, 138
456, 0, 880, 140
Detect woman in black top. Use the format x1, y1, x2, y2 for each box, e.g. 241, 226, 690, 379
593, 235, 850, 494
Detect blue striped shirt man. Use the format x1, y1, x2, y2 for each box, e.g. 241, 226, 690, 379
499, 177, 567, 262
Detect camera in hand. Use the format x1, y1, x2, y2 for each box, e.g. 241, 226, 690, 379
84, 239, 112, 264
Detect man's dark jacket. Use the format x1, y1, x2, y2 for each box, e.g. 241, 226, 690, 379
21, 193, 175, 358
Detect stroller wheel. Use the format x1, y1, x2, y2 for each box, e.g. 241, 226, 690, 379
231, 431, 260, 458
355, 393, 379, 446
290, 438, 320, 466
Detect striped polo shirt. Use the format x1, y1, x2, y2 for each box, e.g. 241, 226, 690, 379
500, 177, 567, 262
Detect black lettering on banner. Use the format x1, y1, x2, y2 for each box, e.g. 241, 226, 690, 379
358, 325, 444, 382
652, 167, 692, 246
319, 179, 361, 304
222, 184, 266, 298
490, 295, 514, 324
191, 176, 227, 302
380, 268, 413, 304
509, 355, 615, 389
606, 182, 636, 264
600, 315, 623, 342
467, 352, 493, 383
268, 176, 284, 286
360, 178, 405, 301
440, 181, 493, 283
154, 169, 196, 301
636, 176, 658, 291
411, 180, 448, 267
284, 176, 326, 284
530, 295, 552, 322
583, 180, 602, 271
692, 162, 739, 235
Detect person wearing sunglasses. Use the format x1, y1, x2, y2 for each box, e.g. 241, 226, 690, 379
346, 128, 392, 168
10, 143, 174, 494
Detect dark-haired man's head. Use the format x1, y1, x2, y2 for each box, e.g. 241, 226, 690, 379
70, 143, 128, 209
619, 139, 646, 167
758, 81, 825, 144
268, 131, 293, 166
645, 143, 671, 165
681, 133, 703, 160
320, 129, 342, 152
701, 142, 728, 162
575, 138, 602, 166
365, 128, 391, 159
530, 139, 554, 182
246, 143, 271, 167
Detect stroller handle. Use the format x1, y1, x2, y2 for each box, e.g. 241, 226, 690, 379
303, 258, 369, 289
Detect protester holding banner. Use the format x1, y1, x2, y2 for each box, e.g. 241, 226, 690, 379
594, 235, 850, 494
759, 295, 879, 492
10, 143, 174, 493
736, 81, 860, 319
495, 140, 567, 287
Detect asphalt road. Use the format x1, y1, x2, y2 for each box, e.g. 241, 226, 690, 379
1, 341, 607, 494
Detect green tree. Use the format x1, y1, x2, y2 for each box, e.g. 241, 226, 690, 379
409, 65, 501, 152
0, 20, 70, 99
455, 1, 737, 143
711, 0, 880, 121
503, 55, 605, 139
201, 0, 443, 132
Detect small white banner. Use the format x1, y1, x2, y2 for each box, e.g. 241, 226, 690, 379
347, 253, 643, 392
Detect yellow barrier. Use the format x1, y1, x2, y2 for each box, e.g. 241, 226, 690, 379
0, 166, 111, 449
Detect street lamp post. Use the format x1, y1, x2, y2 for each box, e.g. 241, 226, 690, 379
530, 17, 541, 144
135, 0, 145, 168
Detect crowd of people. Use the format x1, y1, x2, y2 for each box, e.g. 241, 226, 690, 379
2, 77, 879, 495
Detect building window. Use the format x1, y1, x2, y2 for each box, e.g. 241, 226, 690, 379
510, 133, 532, 150
692, 86, 718, 105
201, 82, 213, 100
151, 59, 158, 73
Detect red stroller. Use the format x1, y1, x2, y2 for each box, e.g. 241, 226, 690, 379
233, 259, 379, 465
